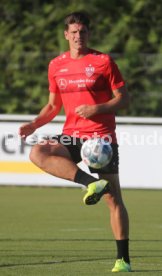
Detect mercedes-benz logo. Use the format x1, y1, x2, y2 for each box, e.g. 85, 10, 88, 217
58, 78, 67, 89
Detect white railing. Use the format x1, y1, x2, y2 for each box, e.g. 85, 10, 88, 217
1, 114, 162, 124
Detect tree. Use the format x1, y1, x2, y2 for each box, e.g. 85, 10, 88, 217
0, 0, 162, 116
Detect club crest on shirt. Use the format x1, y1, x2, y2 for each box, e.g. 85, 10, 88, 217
85, 65, 95, 77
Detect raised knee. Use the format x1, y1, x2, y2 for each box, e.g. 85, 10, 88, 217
29, 144, 45, 169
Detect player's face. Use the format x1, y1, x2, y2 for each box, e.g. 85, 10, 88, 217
64, 23, 89, 51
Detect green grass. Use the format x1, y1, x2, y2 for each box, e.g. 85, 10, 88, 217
0, 187, 162, 275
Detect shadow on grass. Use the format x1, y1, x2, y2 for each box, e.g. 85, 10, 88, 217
0, 238, 162, 242
0, 238, 162, 272
0, 238, 112, 242
134, 270, 162, 273
0, 257, 111, 268
0, 259, 162, 273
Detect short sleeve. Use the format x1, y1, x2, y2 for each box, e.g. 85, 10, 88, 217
105, 57, 125, 90
48, 60, 59, 93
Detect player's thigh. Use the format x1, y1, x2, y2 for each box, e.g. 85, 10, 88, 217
30, 140, 72, 162
98, 173, 123, 204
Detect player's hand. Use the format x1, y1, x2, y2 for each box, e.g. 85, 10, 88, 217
19, 122, 36, 139
75, 105, 97, 119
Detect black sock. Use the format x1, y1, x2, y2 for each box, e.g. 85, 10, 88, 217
116, 239, 130, 264
74, 168, 98, 186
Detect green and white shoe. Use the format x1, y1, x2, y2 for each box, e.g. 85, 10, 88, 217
112, 258, 132, 272
83, 179, 109, 205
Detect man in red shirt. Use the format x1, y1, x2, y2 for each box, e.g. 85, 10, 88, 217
19, 11, 131, 272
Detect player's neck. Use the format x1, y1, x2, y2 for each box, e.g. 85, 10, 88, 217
69, 48, 90, 59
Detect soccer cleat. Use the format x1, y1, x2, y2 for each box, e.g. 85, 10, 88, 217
83, 179, 109, 205
112, 258, 132, 272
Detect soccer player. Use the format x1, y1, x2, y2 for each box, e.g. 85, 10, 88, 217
19, 11, 131, 272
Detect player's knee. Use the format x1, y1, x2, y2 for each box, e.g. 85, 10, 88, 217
104, 193, 123, 210
29, 144, 38, 163
29, 144, 46, 169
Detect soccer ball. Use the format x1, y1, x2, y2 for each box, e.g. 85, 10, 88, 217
81, 138, 113, 169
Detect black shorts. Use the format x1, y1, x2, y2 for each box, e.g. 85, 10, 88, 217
53, 134, 119, 174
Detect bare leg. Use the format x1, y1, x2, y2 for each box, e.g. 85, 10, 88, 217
99, 173, 129, 240
30, 142, 79, 181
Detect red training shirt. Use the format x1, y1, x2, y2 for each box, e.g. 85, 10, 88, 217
48, 49, 125, 143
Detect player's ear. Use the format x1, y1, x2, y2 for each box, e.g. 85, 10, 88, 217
64, 30, 69, 41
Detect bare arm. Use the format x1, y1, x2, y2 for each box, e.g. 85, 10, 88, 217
19, 92, 62, 138
75, 86, 130, 118
97, 86, 130, 114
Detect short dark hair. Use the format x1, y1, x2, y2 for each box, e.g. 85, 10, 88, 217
64, 11, 90, 30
